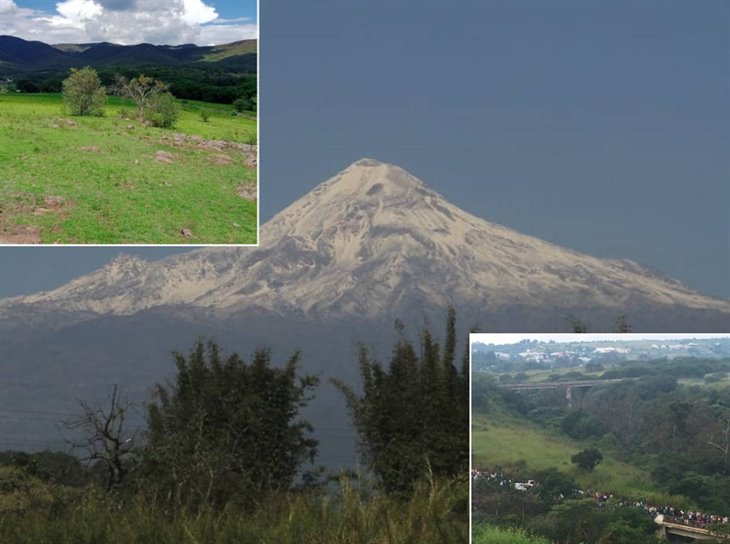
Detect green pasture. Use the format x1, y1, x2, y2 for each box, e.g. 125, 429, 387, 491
472, 412, 694, 508
0, 93, 257, 244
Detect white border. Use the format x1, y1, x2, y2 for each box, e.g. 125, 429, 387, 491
469, 332, 473, 541
0, 0, 260, 249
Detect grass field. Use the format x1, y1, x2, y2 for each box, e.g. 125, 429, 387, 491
0, 471, 468, 544
472, 524, 552, 544
0, 93, 257, 244
472, 412, 693, 507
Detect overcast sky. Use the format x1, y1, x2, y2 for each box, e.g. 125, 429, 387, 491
0, 0, 728, 301
0, 0, 256, 45
471, 333, 730, 347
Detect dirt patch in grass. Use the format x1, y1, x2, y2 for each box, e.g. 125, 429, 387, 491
236, 183, 257, 202
210, 154, 232, 166
44, 195, 66, 208
160, 134, 257, 169
32, 194, 71, 217
50, 118, 77, 129
155, 150, 175, 164
197, 140, 228, 152
0, 225, 41, 244
80, 146, 100, 152
1, 193, 71, 235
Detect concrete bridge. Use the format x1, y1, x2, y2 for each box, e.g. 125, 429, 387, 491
499, 379, 626, 406
655, 515, 730, 542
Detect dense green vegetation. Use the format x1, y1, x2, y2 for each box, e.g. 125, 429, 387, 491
0, 314, 468, 542
473, 357, 730, 543
0, 93, 256, 243
472, 524, 552, 544
335, 309, 469, 495
7, 64, 256, 107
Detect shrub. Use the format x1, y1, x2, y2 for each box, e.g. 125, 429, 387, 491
62, 67, 107, 116
199, 109, 210, 122
144, 92, 180, 128
571, 447, 603, 472
233, 97, 252, 112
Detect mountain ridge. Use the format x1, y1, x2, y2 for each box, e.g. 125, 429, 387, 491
0, 35, 256, 73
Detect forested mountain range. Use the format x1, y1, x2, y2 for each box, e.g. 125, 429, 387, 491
0, 35, 256, 73
0, 35, 256, 103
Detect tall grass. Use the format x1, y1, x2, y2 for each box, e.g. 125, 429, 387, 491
472, 523, 553, 544
0, 476, 467, 544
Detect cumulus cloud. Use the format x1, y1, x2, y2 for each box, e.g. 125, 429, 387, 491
0, 0, 255, 45
181, 0, 217, 25
0, 0, 19, 14
96, 0, 137, 11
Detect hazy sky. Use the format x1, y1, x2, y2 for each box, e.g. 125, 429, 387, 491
0, 0, 729, 300
471, 333, 730, 347
0, 0, 256, 45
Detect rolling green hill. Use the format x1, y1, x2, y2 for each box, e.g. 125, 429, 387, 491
472, 412, 690, 506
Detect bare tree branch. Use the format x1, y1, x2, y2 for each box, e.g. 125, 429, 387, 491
63, 384, 139, 490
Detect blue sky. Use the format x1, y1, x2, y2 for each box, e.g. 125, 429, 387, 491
0, 0, 728, 302
13, 0, 255, 21
0, 0, 256, 44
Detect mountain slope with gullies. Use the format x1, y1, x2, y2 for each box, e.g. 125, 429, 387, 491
1, 158, 728, 332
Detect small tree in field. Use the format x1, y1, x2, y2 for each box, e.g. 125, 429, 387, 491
114, 74, 179, 127
145, 91, 180, 128
571, 447, 603, 472
62, 67, 106, 116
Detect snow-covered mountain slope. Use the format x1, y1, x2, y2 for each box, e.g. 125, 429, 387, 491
1, 158, 728, 326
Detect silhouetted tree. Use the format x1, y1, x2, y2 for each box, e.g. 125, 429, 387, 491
333, 308, 469, 494
64, 384, 138, 491
614, 314, 632, 333
141, 339, 319, 512
566, 315, 588, 333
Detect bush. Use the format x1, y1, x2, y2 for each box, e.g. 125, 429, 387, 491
62, 67, 106, 116
571, 447, 603, 472
199, 109, 210, 122
144, 92, 180, 128
233, 97, 252, 112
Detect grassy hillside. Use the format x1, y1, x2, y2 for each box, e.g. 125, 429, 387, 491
472, 524, 552, 544
472, 412, 693, 507
203, 40, 258, 62
0, 93, 257, 244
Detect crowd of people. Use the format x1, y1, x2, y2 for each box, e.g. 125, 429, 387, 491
471, 467, 730, 531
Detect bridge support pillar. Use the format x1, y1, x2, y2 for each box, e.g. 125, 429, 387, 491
566, 386, 573, 408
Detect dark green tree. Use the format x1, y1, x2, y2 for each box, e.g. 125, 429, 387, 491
141, 339, 319, 512
613, 314, 632, 333
333, 308, 468, 494
571, 447, 603, 472
62, 66, 107, 116
565, 315, 588, 333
